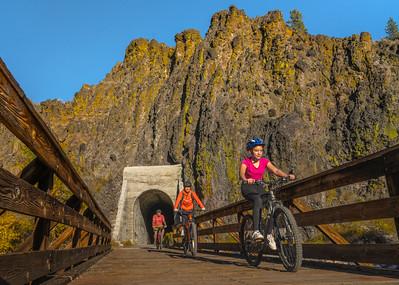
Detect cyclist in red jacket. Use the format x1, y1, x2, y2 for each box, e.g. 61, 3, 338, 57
152, 209, 167, 245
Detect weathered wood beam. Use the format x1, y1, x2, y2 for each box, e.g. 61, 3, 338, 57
294, 196, 399, 227
17, 195, 81, 252
0, 244, 110, 284
386, 171, 399, 239
195, 243, 399, 265
197, 223, 240, 236
277, 145, 399, 201
32, 168, 53, 250
0, 58, 110, 229
0, 168, 108, 237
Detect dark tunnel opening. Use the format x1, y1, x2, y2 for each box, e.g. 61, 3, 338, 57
138, 190, 174, 244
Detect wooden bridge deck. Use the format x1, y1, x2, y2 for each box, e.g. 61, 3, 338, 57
70, 248, 399, 285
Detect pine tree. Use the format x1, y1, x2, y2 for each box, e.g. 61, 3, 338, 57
288, 9, 307, 33
385, 17, 399, 40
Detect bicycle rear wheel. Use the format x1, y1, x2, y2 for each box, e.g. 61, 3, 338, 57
273, 205, 302, 272
240, 215, 264, 267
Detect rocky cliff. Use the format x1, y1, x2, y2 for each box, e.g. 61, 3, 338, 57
1, 7, 399, 238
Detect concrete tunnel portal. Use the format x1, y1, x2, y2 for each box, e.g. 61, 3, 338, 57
137, 190, 174, 243
112, 165, 182, 245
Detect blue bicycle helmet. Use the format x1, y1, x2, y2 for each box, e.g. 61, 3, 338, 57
246, 137, 265, 150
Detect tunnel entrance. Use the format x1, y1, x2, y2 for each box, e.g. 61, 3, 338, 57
134, 189, 174, 244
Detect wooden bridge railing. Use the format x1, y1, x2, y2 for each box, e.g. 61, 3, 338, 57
0, 58, 111, 284
175, 144, 399, 266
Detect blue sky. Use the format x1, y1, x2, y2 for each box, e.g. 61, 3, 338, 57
1, 0, 397, 103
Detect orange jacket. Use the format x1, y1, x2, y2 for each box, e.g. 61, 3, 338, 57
174, 190, 205, 211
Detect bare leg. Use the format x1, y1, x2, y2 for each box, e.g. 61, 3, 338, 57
153, 229, 157, 244
160, 229, 164, 247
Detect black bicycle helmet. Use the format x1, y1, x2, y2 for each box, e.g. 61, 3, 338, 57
246, 137, 265, 150
183, 181, 192, 188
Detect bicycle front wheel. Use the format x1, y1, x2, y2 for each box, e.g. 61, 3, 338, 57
240, 215, 264, 267
190, 223, 197, 257
183, 228, 188, 256
273, 205, 302, 272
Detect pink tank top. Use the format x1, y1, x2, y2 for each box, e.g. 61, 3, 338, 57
242, 157, 270, 180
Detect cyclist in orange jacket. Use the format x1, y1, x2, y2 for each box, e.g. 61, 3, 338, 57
174, 181, 205, 235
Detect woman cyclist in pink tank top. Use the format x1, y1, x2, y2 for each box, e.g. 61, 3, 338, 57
240, 137, 295, 247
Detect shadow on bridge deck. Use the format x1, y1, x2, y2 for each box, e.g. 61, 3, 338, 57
70, 248, 399, 285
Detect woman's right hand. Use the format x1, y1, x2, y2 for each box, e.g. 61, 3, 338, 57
247, 178, 256, 184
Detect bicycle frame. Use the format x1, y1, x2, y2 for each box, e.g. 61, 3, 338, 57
256, 180, 287, 243
177, 210, 197, 256
240, 177, 303, 271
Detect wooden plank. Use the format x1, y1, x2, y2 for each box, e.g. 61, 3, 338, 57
386, 172, 399, 239
0, 167, 108, 237
295, 196, 399, 227
17, 195, 82, 252
197, 223, 240, 236
303, 244, 399, 265
196, 201, 250, 223
32, 218, 51, 250
0, 244, 111, 284
194, 242, 399, 265
277, 146, 399, 202
40, 250, 109, 285
293, 199, 349, 244
71, 209, 92, 248
197, 242, 240, 252
49, 227, 74, 250
68, 231, 90, 249
0, 58, 110, 229
19, 157, 47, 185
80, 231, 90, 247
215, 218, 240, 242
32, 169, 53, 250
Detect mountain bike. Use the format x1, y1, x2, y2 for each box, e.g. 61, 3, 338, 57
154, 226, 166, 250
240, 178, 302, 272
179, 210, 197, 257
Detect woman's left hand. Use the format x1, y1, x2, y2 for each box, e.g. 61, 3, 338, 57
288, 174, 296, 180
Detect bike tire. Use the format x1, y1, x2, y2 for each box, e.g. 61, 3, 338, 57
273, 205, 303, 272
239, 215, 263, 267
183, 227, 188, 256
183, 241, 188, 256
191, 223, 197, 257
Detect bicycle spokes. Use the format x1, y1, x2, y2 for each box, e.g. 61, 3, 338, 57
273, 206, 302, 271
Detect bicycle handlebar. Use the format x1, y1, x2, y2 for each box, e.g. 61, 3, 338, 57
242, 176, 293, 189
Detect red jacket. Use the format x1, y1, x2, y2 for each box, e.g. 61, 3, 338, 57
152, 214, 166, 227
174, 190, 205, 211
